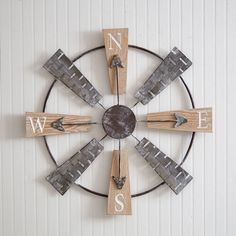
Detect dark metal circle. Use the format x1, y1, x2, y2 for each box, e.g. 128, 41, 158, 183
43, 44, 195, 198
102, 105, 136, 139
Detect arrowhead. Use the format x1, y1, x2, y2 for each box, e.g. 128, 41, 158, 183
174, 113, 188, 128
51, 117, 65, 132
110, 55, 125, 68
112, 176, 126, 189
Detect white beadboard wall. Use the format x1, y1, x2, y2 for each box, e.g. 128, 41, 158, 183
0, 0, 236, 236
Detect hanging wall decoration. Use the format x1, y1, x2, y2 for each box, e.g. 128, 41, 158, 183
26, 28, 212, 215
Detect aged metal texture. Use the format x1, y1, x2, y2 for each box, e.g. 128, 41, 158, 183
112, 176, 127, 189
174, 113, 188, 128
46, 139, 104, 195
135, 47, 192, 105
135, 138, 192, 194
51, 117, 96, 132
110, 55, 125, 68
51, 117, 65, 132
43, 49, 102, 106
102, 105, 136, 139
146, 113, 188, 128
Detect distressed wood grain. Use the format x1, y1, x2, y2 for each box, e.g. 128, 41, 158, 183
103, 28, 128, 94
147, 107, 212, 132
107, 150, 132, 215
25, 112, 92, 137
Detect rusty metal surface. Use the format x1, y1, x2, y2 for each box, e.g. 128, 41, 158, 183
43, 49, 102, 106
46, 139, 104, 195
102, 105, 136, 139
135, 137, 192, 194
135, 47, 192, 105
112, 176, 126, 189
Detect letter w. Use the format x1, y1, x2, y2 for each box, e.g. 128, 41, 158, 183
29, 117, 46, 133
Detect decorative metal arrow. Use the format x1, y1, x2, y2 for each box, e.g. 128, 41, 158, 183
174, 113, 188, 128
110, 55, 124, 105
112, 176, 127, 189
51, 117, 97, 132
110, 57, 127, 189
112, 140, 126, 189
141, 113, 188, 128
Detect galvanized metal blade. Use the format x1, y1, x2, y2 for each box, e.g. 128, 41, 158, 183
135, 137, 192, 194
135, 47, 192, 105
46, 138, 104, 195
43, 49, 102, 107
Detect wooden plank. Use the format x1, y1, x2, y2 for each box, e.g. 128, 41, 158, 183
107, 150, 132, 215
147, 107, 212, 132
103, 28, 128, 94
25, 112, 92, 137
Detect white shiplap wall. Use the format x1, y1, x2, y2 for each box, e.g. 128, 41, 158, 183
0, 0, 236, 236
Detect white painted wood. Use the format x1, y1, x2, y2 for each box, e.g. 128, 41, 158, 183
181, 1, 194, 236
0, 0, 235, 235
227, 2, 236, 236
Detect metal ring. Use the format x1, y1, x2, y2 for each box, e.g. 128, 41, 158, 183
43, 45, 195, 198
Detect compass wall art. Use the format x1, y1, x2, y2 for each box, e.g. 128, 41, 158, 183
25, 28, 212, 215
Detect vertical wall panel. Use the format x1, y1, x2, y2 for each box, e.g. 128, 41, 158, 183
215, 0, 227, 236
192, 0, 205, 236
1, 0, 14, 236
204, 0, 216, 235
181, 1, 194, 235
0, 0, 235, 235
227, 1, 236, 236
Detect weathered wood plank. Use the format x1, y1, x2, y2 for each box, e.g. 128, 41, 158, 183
107, 150, 132, 215
147, 107, 212, 132
103, 28, 128, 94
25, 112, 92, 137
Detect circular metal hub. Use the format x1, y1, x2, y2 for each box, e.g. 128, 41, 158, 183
102, 105, 136, 139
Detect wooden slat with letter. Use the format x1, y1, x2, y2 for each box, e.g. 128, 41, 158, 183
147, 107, 212, 132
103, 28, 128, 94
25, 112, 92, 137
107, 150, 132, 215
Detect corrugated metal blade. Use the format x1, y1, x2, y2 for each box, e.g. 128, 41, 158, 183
135, 47, 192, 105
43, 49, 102, 106
135, 137, 192, 194
46, 139, 104, 195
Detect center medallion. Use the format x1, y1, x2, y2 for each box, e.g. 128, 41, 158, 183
102, 105, 136, 139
